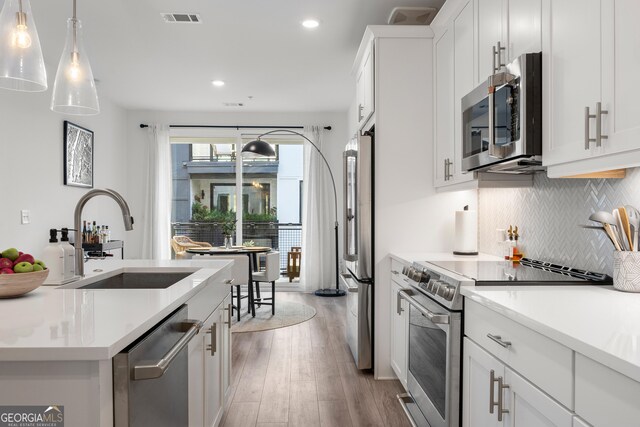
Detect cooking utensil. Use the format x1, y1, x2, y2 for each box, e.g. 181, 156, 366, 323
618, 207, 634, 251
613, 209, 631, 251
604, 223, 623, 251
625, 205, 640, 251
589, 211, 623, 251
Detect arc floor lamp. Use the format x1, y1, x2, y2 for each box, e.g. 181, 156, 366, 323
241, 129, 344, 297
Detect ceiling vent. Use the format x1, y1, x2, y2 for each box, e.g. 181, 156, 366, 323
223, 102, 244, 107
161, 13, 202, 24
387, 7, 438, 25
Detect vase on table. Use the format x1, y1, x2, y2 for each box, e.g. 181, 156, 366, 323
224, 235, 233, 249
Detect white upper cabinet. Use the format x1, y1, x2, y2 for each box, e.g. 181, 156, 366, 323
600, 0, 640, 156
507, 0, 542, 62
542, 0, 602, 167
475, 0, 505, 85
454, 1, 476, 184
434, 27, 455, 187
543, 0, 640, 176
356, 42, 374, 129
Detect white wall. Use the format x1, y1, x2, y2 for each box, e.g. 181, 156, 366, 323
0, 91, 129, 260
125, 111, 349, 261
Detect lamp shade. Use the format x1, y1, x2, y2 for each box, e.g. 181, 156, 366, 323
241, 139, 276, 158
51, 18, 99, 115
0, 0, 47, 92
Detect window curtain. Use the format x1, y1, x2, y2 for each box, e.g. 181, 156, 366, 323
301, 126, 334, 291
141, 124, 172, 260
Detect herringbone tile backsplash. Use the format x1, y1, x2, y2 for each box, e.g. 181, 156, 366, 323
478, 168, 640, 274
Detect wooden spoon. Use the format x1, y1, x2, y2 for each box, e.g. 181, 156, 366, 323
604, 223, 623, 251
619, 206, 634, 251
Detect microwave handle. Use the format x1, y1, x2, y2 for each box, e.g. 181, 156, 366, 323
487, 86, 504, 159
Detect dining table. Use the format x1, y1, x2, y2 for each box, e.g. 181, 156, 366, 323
185, 246, 272, 284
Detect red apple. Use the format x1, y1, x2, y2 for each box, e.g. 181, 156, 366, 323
13, 253, 35, 266
0, 258, 12, 269
18, 251, 23, 256
0, 268, 14, 274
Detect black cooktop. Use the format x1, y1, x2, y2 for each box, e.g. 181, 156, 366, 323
428, 258, 612, 286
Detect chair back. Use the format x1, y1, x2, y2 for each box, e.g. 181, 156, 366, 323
192, 254, 249, 285
263, 251, 280, 282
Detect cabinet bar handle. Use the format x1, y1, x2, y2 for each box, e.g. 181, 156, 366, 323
391, 270, 399, 275
489, 369, 496, 414
585, 106, 596, 150
358, 104, 364, 122
225, 278, 234, 285
493, 42, 506, 73
497, 376, 510, 422
487, 333, 512, 348
225, 303, 231, 326
396, 290, 404, 315
596, 102, 609, 147
206, 324, 217, 356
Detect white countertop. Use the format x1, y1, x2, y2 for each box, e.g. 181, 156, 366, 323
461, 285, 640, 383
390, 251, 503, 264
0, 259, 232, 362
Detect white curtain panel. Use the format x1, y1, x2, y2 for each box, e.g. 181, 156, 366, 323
301, 126, 334, 291
141, 124, 172, 260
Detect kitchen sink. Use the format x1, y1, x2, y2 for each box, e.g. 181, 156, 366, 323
79, 272, 193, 290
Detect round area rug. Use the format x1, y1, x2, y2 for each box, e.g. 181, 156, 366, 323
232, 301, 316, 333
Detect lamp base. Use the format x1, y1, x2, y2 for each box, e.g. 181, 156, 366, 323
314, 288, 346, 297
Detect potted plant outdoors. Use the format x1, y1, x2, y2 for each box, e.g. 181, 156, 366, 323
221, 218, 238, 249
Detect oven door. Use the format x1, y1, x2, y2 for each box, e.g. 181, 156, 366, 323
399, 289, 462, 427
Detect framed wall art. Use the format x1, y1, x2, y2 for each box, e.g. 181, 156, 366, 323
63, 121, 94, 188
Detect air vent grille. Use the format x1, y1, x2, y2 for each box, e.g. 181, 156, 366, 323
161, 13, 201, 24
387, 7, 438, 25
223, 103, 244, 107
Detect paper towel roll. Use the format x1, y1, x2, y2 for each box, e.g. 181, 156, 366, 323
454, 207, 478, 255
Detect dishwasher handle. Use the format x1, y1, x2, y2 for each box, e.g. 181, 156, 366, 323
133, 320, 203, 380
398, 290, 450, 325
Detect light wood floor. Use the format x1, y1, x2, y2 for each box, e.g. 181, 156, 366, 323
220, 292, 412, 427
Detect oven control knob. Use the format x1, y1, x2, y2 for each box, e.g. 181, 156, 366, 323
435, 283, 447, 298
420, 272, 431, 284
432, 280, 443, 295
443, 286, 456, 300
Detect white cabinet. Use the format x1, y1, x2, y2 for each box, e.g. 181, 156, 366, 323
600, 0, 640, 156
356, 42, 374, 129
541, 0, 601, 167
390, 271, 408, 388
474, 0, 505, 84
222, 294, 232, 402
507, 0, 541, 62
453, 0, 476, 185
543, 0, 640, 176
434, 27, 455, 187
188, 292, 232, 427
463, 338, 573, 427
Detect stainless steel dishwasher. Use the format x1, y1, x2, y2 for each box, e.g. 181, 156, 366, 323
113, 305, 202, 427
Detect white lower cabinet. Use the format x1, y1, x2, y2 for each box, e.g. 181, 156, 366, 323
189, 294, 232, 427
390, 273, 409, 388
463, 338, 572, 427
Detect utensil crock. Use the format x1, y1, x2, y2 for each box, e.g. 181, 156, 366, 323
613, 252, 640, 292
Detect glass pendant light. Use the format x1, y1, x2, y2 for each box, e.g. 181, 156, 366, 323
0, 0, 47, 91
51, 0, 99, 115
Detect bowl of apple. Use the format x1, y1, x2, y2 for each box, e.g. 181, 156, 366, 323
0, 248, 49, 298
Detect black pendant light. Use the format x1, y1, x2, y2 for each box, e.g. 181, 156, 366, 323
241, 139, 276, 157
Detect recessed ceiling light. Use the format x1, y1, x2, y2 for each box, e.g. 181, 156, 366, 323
212, 80, 225, 87
302, 19, 319, 29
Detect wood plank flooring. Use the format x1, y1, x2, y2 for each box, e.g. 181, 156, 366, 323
221, 292, 411, 427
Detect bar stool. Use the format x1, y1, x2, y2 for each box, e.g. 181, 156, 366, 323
250, 251, 280, 315
193, 254, 249, 321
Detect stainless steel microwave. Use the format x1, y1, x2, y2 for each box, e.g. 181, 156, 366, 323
461, 52, 542, 174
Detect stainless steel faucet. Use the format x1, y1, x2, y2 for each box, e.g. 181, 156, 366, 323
74, 188, 134, 277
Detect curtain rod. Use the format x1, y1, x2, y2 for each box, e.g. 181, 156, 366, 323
139, 124, 332, 131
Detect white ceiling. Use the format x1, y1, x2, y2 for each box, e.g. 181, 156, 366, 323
28, 0, 445, 112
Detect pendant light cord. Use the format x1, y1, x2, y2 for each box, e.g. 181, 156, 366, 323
72, 0, 78, 55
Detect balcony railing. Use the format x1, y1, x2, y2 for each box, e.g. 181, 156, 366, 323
171, 221, 302, 273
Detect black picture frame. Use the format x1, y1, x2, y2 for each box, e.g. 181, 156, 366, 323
63, 121, 94, 188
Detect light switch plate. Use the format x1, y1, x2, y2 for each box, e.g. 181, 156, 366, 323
21, 209, 30, 225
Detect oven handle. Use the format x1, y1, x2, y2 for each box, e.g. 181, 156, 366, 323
487, 85, 504, 159
398, 290, 450, 325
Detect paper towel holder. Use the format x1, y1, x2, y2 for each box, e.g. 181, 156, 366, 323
453, 205, 479, 256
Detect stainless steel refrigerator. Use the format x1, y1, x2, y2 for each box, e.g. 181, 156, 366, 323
341, 130, 374, 369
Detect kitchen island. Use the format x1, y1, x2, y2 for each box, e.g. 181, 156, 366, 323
0, 259, 234, 427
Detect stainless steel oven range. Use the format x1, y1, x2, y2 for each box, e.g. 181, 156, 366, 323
397, 263, 470, 427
